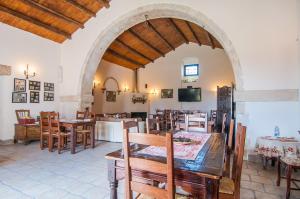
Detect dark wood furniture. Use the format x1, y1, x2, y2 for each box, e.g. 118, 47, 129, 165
59, 119, 96, 154
277, 157, 300, 199
219, 124, 246, 199
14, 110, 39, 144
223, 119, 235, 177
123, 121, 177, 199
105, 132, 226, 199
217, 86, 233, 133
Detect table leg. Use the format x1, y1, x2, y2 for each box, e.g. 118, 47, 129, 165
206, 179, 219, 199
91, 123, 95, 148
286, 165, 292, 199
263, 156, 267, 169
70, 127, 76, 154
277, 159, 281, 186
107, 160, 118, 199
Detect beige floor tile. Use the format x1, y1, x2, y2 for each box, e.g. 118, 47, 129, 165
241, 180, 264, 192
240, 188, 255, 199
255, 191, 282, 199
251, 175, 274, 185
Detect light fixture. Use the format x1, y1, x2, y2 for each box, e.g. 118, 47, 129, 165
24, 64, 36, 79
151, 88, 158, 95
123, 85, 130, 92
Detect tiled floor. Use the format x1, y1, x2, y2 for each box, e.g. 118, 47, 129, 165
0, 142, 300, 199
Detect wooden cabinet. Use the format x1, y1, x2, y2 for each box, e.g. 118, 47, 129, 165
14, 124, 40, 144
216, 86, 233, 132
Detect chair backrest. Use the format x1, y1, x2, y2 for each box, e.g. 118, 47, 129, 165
231, 123, 246, 199
122, 119, 139, 133
76, 111, 85, 120
49, 112, 61, 134
221, 113, 227, 134
15, 109, 30, 123
185, 113, 208, 132
40, 112, 50, 133
123, 123, 174, 199
228, 119, 235, 150
146, 117, 160, 134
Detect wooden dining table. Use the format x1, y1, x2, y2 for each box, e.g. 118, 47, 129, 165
105, 132, 226, 199
59, 119, 96, 154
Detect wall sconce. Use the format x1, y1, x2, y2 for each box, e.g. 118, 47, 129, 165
151, 88, 158, 95
92, 80, 100, 96
24, 64, 36, 79
123, 85, 130, 92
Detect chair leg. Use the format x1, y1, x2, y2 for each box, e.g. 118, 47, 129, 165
83, 133, 87, 149
286, 165, 292, 199
58, 136, 61, 154
49, 136, 53, 152
40, 134, 44, 150
277, 159, 281, 186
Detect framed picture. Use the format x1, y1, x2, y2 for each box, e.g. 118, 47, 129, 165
12, 92, 27, 103
161, 89, 173, 98
14, 78, 26, 92
44, 82, 54, 91
44, 92, 54, 101
29, 80, 41, 91
106, 91, 116, 102
30, 91, 39, 103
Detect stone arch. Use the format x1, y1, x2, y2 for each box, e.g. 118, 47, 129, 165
79, 3, 243, 108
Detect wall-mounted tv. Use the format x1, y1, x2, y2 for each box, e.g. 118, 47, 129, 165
178, 88, 201, 102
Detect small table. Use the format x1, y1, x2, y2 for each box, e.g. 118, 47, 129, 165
59, 119, 96, 154
255, 136, 300, 169
105, 132, 226, 199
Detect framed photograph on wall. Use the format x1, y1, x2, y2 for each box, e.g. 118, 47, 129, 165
14, 78, 26, 92
44, 82, 54, 91
44, 92, 54, 101
29, 80, 41, 91
12, 92, 27, 103
161, 89, 173, 98
106, 91, 116, 102
30, 91, 40, 103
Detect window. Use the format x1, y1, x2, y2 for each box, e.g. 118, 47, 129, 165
184, 64, 199, 77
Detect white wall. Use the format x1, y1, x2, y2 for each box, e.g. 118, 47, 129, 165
0, 23, 60, 141
92, 60, 147, 113
139, 44, 234, 113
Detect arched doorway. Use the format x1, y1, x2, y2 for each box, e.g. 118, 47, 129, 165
79, 3, 243, 109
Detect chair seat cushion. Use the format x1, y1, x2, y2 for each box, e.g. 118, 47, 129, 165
137, 193, 189, 199
219, 177, 235, 195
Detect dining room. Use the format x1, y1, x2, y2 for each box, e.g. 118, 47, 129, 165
0, 1, 300, 199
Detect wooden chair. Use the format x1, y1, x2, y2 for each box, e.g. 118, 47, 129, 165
76, 111, 85, 120
277, 156, 300, 199
146, 117, 160, 134
39, 112, 51, 151
76, 112, 95, 149
223, 119, 235, 177
219, 123, 247, 199
49, 112, 71, 154
123, 121, 187, 199
185, 113, 208, 132
221, 113, 227, 134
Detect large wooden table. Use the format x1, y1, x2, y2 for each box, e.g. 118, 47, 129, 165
105, 132, 226, 199
59, 119, 96, 154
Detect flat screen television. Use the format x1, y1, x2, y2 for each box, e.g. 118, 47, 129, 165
178, 88, 201, 102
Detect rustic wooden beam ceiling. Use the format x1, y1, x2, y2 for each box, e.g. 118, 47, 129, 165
0, 0, 110, 43
103, 18, 223, 70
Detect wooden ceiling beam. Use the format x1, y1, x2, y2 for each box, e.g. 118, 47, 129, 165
115, 39, 154, 63
168, 18, 188, 44
206, 32, 216, 49
21, 0, 84, 28
186, 21, 201, 46
63, 0, 96, 17
128, 29, 165, 57
96, 0, 110, 8
0, 5, 71, 39
147, 20, 175, 51
106, 49, 145, 68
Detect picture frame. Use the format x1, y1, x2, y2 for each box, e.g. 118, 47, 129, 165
12, 92, 27, 103
161, 89, 173, 98
44, 82, 54, 91
44, 92, 54, 101
14, 78, 26, 92
29, 80, 41, 91
106, 91, 116, 102
30, 91, 40, 103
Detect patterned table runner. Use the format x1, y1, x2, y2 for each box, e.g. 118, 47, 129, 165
137, 131, 211, 160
